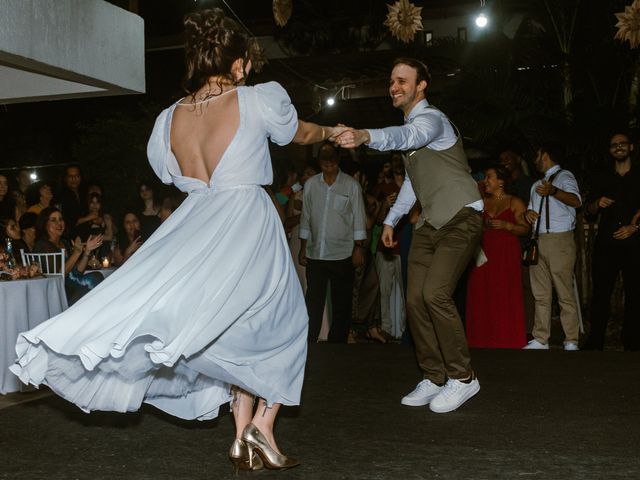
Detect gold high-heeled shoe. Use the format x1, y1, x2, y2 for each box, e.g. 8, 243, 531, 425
228, 438, 264, 473
241, 423, 300, 470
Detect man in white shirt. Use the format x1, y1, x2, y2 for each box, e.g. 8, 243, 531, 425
336, 57, 483, 413
299, 143, 367, 343
523, 142, 582, 350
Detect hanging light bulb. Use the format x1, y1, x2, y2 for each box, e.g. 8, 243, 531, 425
475, 13, 488, 28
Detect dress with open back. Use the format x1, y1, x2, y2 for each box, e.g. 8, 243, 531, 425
10, 82, 308, 420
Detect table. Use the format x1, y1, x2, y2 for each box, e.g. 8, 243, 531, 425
0, 276, 68, 394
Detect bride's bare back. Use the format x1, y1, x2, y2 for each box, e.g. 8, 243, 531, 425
170, 88, 240, 183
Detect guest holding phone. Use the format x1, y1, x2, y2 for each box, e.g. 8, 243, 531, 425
113, 210, 143, 265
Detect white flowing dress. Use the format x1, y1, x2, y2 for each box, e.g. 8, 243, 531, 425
11, 82, 308, 420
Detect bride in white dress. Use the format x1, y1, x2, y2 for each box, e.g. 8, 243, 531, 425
11, 8, 343, 472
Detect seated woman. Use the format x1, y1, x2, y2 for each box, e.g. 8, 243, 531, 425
0, 216, 23, 265
465, 165, 530, 349
16, 212, 38, 258
74, 193, 115, 258
33, 206, 104, 304
113, 210, 143, 266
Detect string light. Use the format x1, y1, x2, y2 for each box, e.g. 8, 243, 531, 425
476, 0, 488, 29
475, 13, 488, 28
324, 85, 355, 108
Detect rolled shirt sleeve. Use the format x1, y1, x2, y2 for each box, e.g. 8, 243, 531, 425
298, 182, 312, 240
351, 182, 367, 241
529, 167, 582, 232
558, 170, 582, 206
299, 172, 369, 260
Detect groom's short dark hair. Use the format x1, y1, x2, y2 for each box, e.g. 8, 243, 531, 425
393, 57, 431, 86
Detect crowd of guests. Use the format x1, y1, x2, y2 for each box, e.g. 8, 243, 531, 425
0, 164, 185, 304
272, 132, 640, 351
2, 130, 639, 349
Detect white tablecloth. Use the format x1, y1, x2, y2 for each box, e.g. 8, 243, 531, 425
0, 276, 68, 394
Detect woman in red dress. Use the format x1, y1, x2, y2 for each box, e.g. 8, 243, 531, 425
466, 165, 530, 348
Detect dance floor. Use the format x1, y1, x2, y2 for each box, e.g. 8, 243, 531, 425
1, 344, 639, 479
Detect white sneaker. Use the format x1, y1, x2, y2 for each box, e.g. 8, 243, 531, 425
400, 379, 443, 406
429, 377, 480, 413
564, 342, 579, 351
523, 339, 549, 350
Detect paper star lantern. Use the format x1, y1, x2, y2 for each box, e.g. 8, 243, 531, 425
273, 0, 292, 27
384, 0, 423, 43
615, 0, 640, 49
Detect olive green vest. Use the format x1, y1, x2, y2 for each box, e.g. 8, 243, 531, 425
403, 116, 481, 230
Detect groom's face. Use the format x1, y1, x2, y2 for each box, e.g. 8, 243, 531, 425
389, 63, 426, 115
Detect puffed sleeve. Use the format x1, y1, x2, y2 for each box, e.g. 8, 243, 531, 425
147, 107, 174, 185
255, 81, 299, 146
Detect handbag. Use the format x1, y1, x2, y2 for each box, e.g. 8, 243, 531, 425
522, 170, 561, 266
522, 237, 539, 266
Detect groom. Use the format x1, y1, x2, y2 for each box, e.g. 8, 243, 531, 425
335, 57, 483, 413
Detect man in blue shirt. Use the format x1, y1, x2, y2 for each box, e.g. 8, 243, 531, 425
523, 142, 582, 350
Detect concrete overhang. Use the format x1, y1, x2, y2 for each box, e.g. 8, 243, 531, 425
0, 0, 145, 104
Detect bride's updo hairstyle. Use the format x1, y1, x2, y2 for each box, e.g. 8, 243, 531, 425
182, 8, 250, 96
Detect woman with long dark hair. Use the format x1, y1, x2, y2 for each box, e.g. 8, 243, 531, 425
12, 8, 343, 472
74, 193, 115, 242
32, 206, 104, 304
136, 180, 161, 238
113, 210, 143, 266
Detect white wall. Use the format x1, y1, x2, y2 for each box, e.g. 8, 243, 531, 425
0, 0, 145, 103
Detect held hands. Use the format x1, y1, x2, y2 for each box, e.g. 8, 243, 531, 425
326, 123, 369, 149
326, 124, 349, 142
334, 128, 370, 149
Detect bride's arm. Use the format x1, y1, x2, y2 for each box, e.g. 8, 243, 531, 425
292, 120, 347, 145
